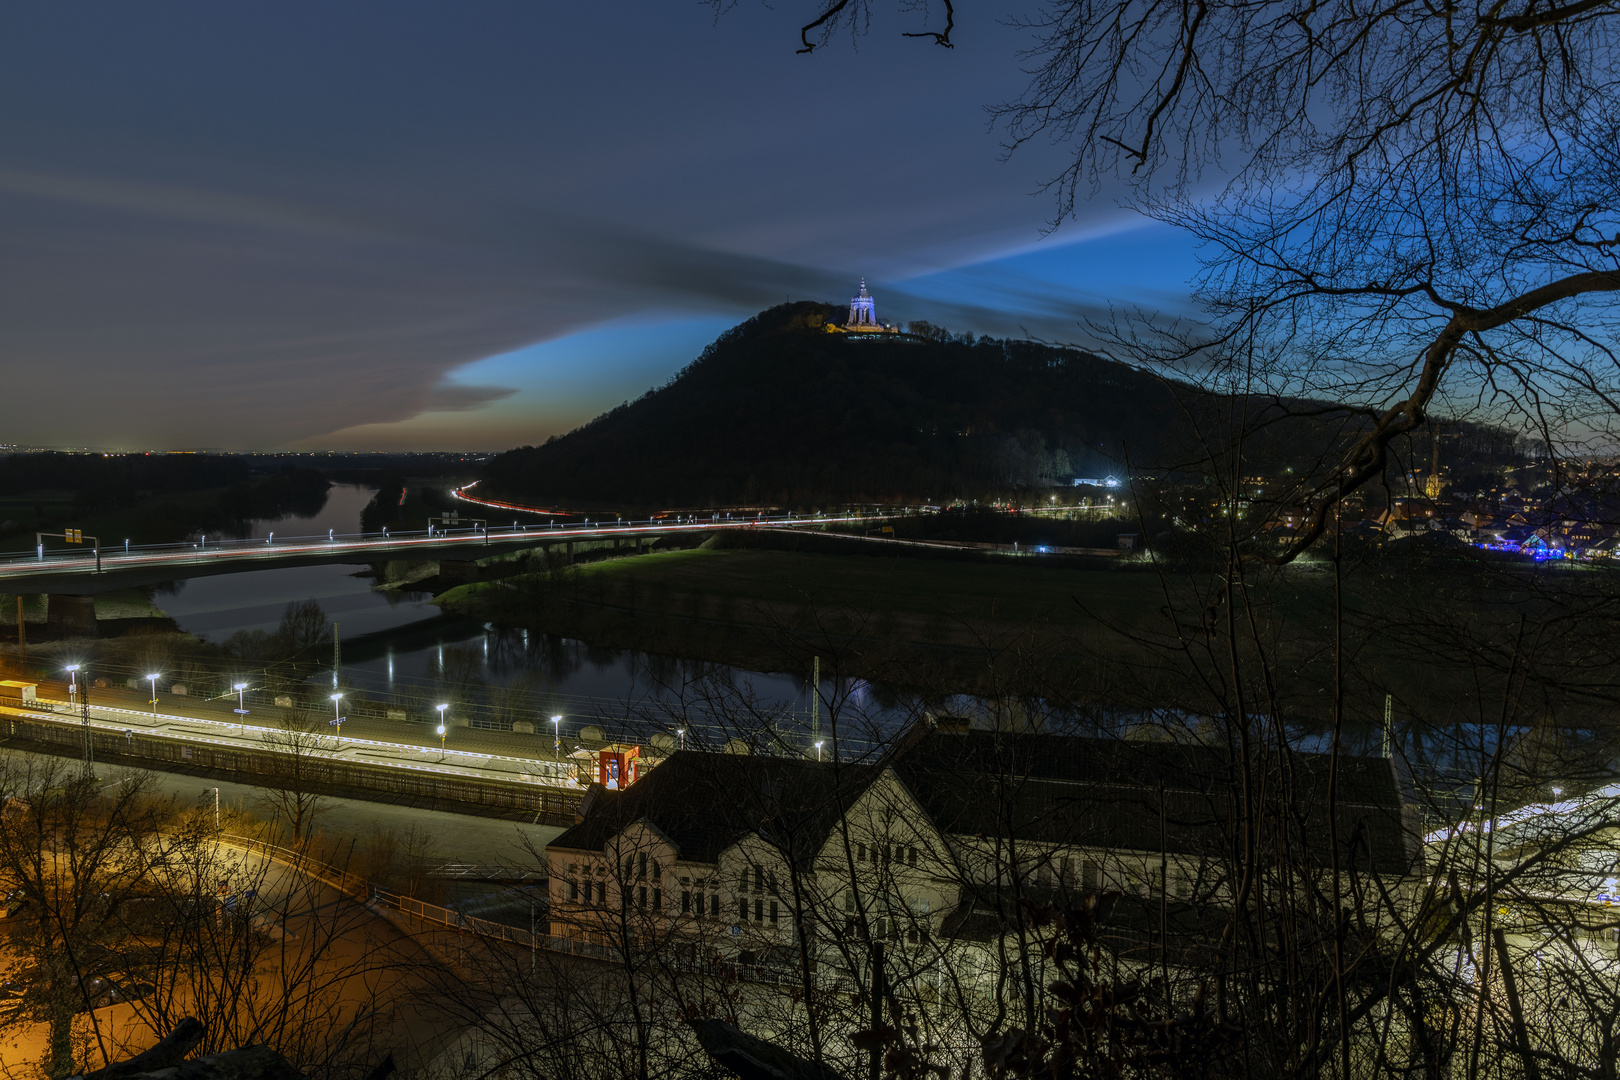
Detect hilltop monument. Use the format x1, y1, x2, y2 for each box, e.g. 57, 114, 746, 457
848, 278, 879, 328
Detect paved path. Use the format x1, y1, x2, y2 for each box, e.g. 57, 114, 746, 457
137, 770, 565, 865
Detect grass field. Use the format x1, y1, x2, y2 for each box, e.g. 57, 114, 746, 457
435, 545, 1297, 693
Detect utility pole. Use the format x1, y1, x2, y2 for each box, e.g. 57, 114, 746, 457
810, 655, 820, 747
80, 677, 93, 774
1382, 694, 1394, 759
16, 597, 24, 658
213, 787, 220, 832
332, 622, 341, 688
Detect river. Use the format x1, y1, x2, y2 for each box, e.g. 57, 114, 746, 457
151, 485, 1419, 763
154, 484, 852, 745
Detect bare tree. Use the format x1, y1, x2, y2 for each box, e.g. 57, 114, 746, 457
255, 711, 337, 847
0, 755, 167, 1078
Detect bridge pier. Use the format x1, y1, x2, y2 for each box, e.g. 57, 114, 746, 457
439, 560, 480, 584
45, 595, 97, 638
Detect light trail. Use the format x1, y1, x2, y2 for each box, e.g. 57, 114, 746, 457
0, 504, 878, 583
3, 699, 578, 789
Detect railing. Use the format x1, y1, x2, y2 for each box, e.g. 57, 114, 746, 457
220, 833, 543, 949
0, 510, 882, 575
0, 713, 581, 823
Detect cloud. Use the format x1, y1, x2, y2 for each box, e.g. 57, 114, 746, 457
421, 381, 519, 413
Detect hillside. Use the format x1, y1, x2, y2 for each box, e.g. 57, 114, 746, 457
483, 302, 1239, 508
484, 302, 1528, 509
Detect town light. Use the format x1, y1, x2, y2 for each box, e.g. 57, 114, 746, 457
65, 664, 79, 703
146, 673, 160, 711
551, 714, 562, 754
677, 728, 685, 750
330, 692, 344, 734
814, 740, 824, 762
233, 682, 249, 723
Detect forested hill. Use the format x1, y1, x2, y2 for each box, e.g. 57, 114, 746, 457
480, 302, 1227, 508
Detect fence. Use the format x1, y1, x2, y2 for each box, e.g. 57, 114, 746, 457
220, 833, 543, 950
1, 711, 581, 825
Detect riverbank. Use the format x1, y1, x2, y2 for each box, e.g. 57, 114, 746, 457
433, 544, 1205, 695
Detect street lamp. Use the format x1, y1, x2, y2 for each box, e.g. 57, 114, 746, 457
146, 673, 160, 712
233, 682, 249, 724
676, 728, 685, 750
814, 740, 824, 762
437, 704, 449, 752
551, 714, 562, 755
65, 664, 79, 706
330, 692, 344, 736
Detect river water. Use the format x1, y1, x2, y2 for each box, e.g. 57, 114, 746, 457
155, 484, 843, 744
152, 485, 1418, 763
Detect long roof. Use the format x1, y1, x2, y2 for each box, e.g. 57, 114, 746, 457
550, 730, 1419, 877
887, 730, 1417, 875
548, 751, 880, 868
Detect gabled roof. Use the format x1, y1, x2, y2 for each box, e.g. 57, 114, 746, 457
548, 751, 880, 868
887, 730, 1416, 876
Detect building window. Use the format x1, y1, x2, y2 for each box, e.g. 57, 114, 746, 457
753, 866, 764, 893
769, 900, 779, 924
596, 882, 606, 905
653, 888, 662, 910
755, 898, 764, 922
682, 891, 691, 914
638, 853, 647, 880
907, 847, 917, 866
738, 898, 747, 921
638, 886, 647, 908
858, 843, 867, 862
569, 880, 579, 901
739, 869, 749, 894
710, 894, 720, 918
844, 891, 856, 913
1082, 860, 1100, 892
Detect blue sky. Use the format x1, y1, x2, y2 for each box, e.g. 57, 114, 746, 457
0, 1, 1206, 451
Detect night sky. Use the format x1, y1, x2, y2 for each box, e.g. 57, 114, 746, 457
1, 2, 1200, 451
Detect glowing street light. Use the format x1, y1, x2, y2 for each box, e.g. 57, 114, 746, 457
65, 663, 79, 705
551, 714, 562, 754
676, 727, 685, 750
146, 673, 160, 712
814, 740, 824, 762
330, 692, 344, 735
437, 704, 449, 752
233, 682, 249, 724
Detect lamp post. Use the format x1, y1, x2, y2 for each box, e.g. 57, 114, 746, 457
233, 682, 249, 727
146, 673, 160, 713
677, 728, 685, 751
436, 704, 449, 753
814, 740, 824, 762
551, 714, 562, 755
65, 664, 79, 707
330, 692, 344, 736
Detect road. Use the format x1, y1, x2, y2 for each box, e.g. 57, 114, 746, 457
0, 508, 872, 592
135, 771, 565, 865
2, 691, 580, 794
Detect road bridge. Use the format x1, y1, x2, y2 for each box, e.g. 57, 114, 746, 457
0, 513, 853, 596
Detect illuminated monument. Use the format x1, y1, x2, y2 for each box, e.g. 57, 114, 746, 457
829, 278, 898, 335
848, 278, 879, 328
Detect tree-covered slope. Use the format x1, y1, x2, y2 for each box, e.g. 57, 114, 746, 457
481, 302, 1233, 507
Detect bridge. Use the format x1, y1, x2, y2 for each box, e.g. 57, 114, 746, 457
0, 512, 865, 594
0, 506, 871, 635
